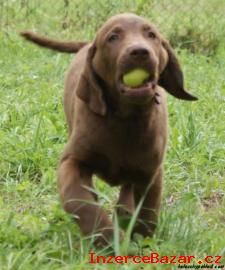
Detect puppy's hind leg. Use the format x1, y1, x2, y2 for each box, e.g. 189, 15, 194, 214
133, 168, 163, 237
116, 184, 135, 229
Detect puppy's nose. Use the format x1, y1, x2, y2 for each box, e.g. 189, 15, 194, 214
130, 47, 149, 58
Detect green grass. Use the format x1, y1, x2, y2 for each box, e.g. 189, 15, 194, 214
0, 1, 225, 269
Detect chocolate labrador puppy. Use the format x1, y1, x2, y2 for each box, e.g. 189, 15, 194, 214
21, 13, 197, 246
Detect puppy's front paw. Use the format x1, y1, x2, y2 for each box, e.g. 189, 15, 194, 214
94, 228, 124, 247
132, 220, 156, 238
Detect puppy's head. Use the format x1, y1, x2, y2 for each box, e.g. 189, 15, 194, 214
77, 13, 197, 115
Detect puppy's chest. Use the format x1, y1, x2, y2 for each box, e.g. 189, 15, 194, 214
83, 118, 165, 184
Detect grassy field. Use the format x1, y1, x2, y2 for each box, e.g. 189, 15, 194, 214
0, 0, 225, 269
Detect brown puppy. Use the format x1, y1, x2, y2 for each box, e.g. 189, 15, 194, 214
21, 13, 197, 246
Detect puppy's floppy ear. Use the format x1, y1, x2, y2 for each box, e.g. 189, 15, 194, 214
77, 44, 107, 115
159, 39, 198, 101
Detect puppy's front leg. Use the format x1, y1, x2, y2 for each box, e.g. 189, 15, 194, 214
57, 157, 117, 246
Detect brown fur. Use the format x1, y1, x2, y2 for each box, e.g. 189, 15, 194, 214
20, 31, 88, 53
21, 13, 197, 246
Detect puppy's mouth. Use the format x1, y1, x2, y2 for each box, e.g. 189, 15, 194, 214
118, 72, 157, 97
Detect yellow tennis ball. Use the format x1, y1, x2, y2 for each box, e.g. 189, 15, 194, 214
122, 69, 149, 87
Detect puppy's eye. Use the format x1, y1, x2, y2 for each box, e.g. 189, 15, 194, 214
148, 31, 156, 39
108, 33, 120, 43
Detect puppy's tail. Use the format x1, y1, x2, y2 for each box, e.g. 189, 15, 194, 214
20, 31, 88, 53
